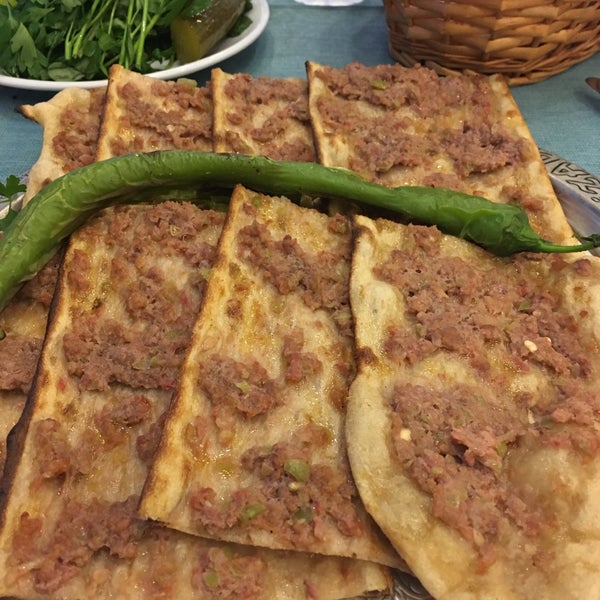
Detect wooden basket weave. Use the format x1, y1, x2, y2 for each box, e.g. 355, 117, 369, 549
383, 0, 600, 85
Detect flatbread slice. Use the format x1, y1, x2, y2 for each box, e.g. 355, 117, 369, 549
140, 185, 402, 569
0, 202, 221, 598
0, 88, 104, 473
346, 214, 600, 599
0, 257, 59, 474
0, 201, 390, 599
211, 68, 316, 161
306, 61, 574, 245
96, 64, 213, 161
19, 87, 105, 202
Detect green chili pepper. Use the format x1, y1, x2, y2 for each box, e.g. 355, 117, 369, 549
1, 150, 598, 311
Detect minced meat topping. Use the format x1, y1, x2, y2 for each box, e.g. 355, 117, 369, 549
0, 254, 60, 394
11, 203, 228, 596
198, 354, 282, 423
188, 423, 363, 546
108, 79, 213, 157
52, 87, 104, 173
375, 225, 593, 380
222, 73, 315, 162
313, 62, 526, 180
236, 211, 353, 338
62, 203, 224, 391
196, 329, 324, 432
191, 547, 266, 600
389, 382, 547, 572
0, 335, 42, 394
375, 224, 600, 570
10, 494, 145, 594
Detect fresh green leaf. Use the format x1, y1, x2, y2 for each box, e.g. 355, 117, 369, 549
10, 23, 39, 71
0, 175, 26, 200
0, 0, 201, 81
47, 64, 86, 82
0, 175, 26, 233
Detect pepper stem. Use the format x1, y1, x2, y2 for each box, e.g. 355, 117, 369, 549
536, 234, 600, 254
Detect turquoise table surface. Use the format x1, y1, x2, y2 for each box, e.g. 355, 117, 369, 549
0, 0, 598, 184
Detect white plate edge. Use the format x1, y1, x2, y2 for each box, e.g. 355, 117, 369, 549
0, 0, 270, 92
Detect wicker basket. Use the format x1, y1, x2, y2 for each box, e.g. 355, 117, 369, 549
383, 0, 600, 85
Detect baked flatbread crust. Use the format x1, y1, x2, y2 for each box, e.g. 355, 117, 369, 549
0, 202, 390, 599
346, 214, 600, 599
140, 185, 402, 569
0, 258, 59, 474
212, 68, 316, 161
0, 202, 222, 598
0, 88, 103, 473
307, 61, 574, 245
19, 87, 105, 202
96, 64, 213, 161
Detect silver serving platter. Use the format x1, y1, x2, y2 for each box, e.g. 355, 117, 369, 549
386, 571, 432, 600
541, 149, 600, 245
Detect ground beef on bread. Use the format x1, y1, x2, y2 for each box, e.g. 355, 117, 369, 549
377, 223, 599, 572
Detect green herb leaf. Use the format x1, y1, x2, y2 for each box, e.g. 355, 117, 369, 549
0, 0, 189, 81
0, 174, 26, 199
0, 174, 26, 233
10, 22, 40, 71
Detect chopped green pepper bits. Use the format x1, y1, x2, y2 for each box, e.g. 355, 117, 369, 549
292, 505, 314, 521
240, 502, 265, 522
235, 380, 251, 394
202, 571, 220, 588
284, 458, 310, 483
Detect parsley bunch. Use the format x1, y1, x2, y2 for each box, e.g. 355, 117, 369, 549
0, 0, 189, 81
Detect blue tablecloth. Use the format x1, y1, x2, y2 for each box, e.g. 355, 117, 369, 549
0, 0, 598, 183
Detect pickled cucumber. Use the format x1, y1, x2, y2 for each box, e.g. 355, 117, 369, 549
171, 0, 247, 64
